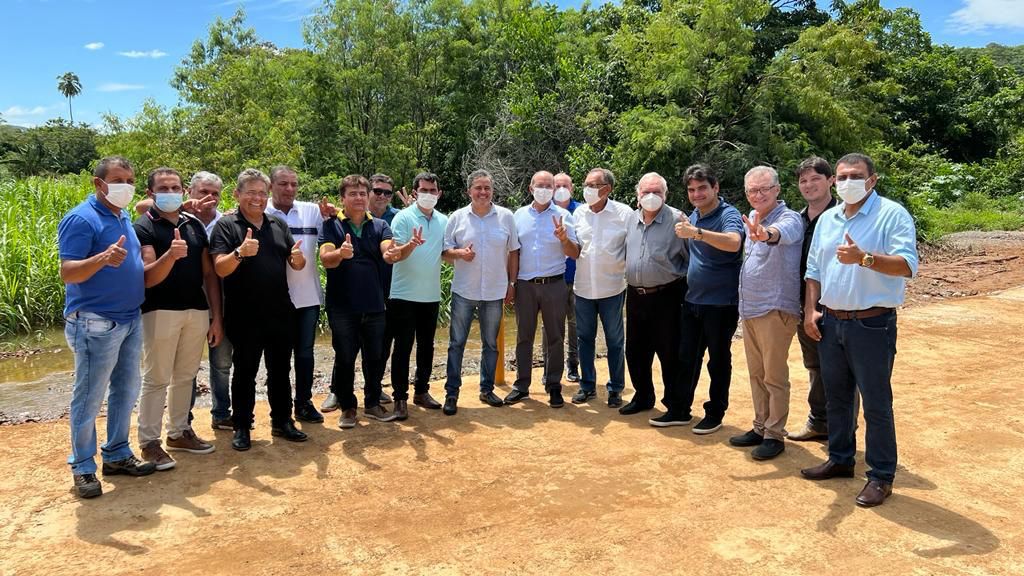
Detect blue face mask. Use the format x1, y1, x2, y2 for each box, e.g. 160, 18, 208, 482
154, 192, 183, 212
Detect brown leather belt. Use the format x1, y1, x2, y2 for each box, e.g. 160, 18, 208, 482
524, 275, 563, 285
629, 280, 679, 296
824, 306, 893, 320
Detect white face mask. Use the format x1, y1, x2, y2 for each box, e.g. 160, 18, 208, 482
639, 193, 663, 212
532, 187, 553, 205
554, 187, 571, 203
416, 192, 438, 210
104, 182, 135, 209
836, 178, 869, 205
583, 186, 601, 205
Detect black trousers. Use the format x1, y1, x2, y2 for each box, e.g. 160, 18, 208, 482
328, 308, 386, 410
625, 281, 684, 406
388, 299, 440, 401
226, 310, 295, 430
668, 301, 739, 419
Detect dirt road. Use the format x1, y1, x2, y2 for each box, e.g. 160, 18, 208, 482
1, 283, 1022, 575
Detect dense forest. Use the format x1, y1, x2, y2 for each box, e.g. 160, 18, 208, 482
2, 0, 1023, 237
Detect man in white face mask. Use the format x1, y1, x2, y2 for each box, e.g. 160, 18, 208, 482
386, 172, 448, 419
551, 172, 581, 383
58, 156, 155, 498
505, 170, 580, 408
800, 153, 918, 509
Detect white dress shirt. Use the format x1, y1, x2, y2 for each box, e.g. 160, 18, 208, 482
573, 199, 631, 300
444, 203, 520, 301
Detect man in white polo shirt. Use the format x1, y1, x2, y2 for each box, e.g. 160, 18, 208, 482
266, 165, 328, 424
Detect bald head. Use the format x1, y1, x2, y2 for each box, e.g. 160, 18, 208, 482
530, 170, 554, 190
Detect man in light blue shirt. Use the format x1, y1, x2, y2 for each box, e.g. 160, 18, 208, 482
801, 153, 918, 509
388, 172, 448, 419
504, 171, 580, 408
441, 169, 521, 415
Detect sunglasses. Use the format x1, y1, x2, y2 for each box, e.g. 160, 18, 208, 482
371, 188, 394, 196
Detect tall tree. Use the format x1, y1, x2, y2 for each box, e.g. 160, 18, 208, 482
56, 72, 82, 124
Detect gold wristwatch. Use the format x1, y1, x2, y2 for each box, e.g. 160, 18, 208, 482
860, 252, 875, 268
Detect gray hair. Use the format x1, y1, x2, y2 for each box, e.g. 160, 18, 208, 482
190, 171, 223, 189
466, 169, 493, 190
236, 168, 270, 192
269, 165, 297, 184
744, 165, 779, 187
93, 156, 134, 180
636, 172, 668, 194
587, 167, 615, 190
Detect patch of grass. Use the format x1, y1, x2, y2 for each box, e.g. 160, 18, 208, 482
918, 192, 1024, 241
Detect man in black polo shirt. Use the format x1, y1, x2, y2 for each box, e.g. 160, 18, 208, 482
210, 168, 308, 451
134, 167, 222, 470
319, 174, 415, 429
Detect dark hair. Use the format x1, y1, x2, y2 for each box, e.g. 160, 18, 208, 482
369, 173, 394, 187
147, 167, 182, 191
836, 153, 875, 176
269, 165, 297, 184
413, 172, 439, 190
339, 174, 370, 196
683, 163, 718, 187
587, 167, 615, 190
93, 156, 134, 180
796, 156, 832, 179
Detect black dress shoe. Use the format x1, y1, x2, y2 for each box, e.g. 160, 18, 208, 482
607, 391, 623, 408
443, 397, 458, 416
800, 460, 855, 480
232, 428, 251, 451
413, 392, 442, 410
503, 389, 530, 404
729, 429, 765, 447
549, 391, 565, 408
855, 479, 893, 507
618, 399, 654, 415
479, 391, 504, 407
393, 400, 409, 421
752, 439, 785, 460
295, 403, 324, 424
271, 421, 308, 442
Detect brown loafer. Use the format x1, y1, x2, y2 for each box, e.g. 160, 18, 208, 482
855, 480, 893, 507
800, 460, 855, 480
413, 392, 442, 410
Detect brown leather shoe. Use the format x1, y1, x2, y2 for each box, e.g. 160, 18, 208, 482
787, 422, 828, 442
855, 480, 893, 507
800, 460, 855, 480
413, 392, 442, 410
394, 400, 409, 421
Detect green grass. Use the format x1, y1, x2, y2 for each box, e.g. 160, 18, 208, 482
917, 192, 1024, 241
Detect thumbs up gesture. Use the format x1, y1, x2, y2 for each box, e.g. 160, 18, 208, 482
674, 212, 698, 239
835, 232, 863, 265
552, 215, 568, 242
741, 212, 769, 242
169, 227, 189, 260
239, 227, 260, 257
339, 233, 354, 260
460, 242, 476, 262
104, 234, 128, 267
289, 239, 306, 269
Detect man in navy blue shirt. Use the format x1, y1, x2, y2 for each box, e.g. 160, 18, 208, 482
552, 172, 581, 382
58, 156, 157, 498
654, 164, 744, 434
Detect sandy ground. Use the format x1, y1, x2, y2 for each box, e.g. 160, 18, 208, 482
1, 280, 1022, 575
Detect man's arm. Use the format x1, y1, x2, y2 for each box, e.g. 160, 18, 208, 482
803, 279, 823, 341
505, 249, 520, 305
60, 235, 129, 284
202, 248, 224, 346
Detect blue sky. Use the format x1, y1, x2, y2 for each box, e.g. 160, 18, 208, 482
2, 0, 1023, 128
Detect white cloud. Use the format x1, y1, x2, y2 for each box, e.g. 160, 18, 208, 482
1, 105, 58, 126
117, 49, 168, 59
948, 0, 1024, 34
84, 42, 104, 50
3, 105, 50, 116
97, 83, 145, 92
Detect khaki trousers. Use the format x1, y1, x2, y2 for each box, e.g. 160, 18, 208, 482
742, 310, 798, 441
138, 309, 209, 445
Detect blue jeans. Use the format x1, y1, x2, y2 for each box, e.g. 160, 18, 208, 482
293, 305, 320, 408
64, 311, 142, 474
189, 336, 233, 421
819, 310, 899, 484
575, 291, 625, 394
444, 293, 503, 398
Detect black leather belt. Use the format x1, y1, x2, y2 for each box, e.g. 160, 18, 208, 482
629, 281, 678, 295
524, 275, 563, 285
824, 306, 893, 320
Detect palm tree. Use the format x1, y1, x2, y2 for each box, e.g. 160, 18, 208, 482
56, 72, 82, 123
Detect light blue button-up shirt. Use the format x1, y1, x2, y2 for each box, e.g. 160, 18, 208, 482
513, 202, 578, 281
805, 191, 918, 310
444, 203, 520, 301
390, 204, 448, 303
739, 201, 804, 319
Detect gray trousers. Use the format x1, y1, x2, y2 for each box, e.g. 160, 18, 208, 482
514, 279, 568, 393
542, 282, 578, 373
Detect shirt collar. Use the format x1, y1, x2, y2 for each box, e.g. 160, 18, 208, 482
341, 210, 372, 222
528, 203, 555, 216
801, 197, 837, 221
834, 190, 879, 221
695, 196, 727, 220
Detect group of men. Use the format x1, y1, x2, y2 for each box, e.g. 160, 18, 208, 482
58, 152, 916, 509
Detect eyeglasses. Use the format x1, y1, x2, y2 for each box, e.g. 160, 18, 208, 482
371, 188, 394, 196
745, 185, 778, 197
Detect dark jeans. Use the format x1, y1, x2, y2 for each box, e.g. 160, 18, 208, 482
575, 290, 626, 393
293, 305, 320, 408
819, 310, 899, 484
389, 299, 440, 401
226, 311, 295, 430
670, 301, 739, 420
625, 281, 683, 406
796, 317, 827, 430
189, 334, 233, 423
328, 308, 386, 410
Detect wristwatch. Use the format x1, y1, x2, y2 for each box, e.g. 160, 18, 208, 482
233, 247, 243, 261
860, 252, 875, 268
765, 228, 775, 243
696, 228, 704, 240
